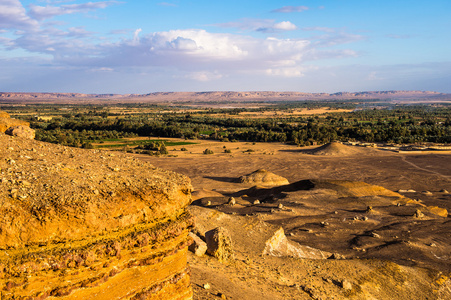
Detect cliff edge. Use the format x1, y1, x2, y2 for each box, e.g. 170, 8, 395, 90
0, 133, 194, 299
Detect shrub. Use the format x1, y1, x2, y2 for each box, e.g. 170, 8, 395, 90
81, 142, 94, 149
224, 149, 232, 153
203, 148, 214, 154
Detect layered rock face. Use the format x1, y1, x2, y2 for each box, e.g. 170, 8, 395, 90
0, 133, 194, 299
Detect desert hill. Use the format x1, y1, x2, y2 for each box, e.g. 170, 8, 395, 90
305, 142, 369, 156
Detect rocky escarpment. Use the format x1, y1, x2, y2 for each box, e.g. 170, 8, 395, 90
0, 133, 194, 299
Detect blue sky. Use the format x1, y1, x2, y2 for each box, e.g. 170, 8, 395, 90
1, 0, 450, 93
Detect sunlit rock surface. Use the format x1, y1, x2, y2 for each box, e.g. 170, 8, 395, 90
0, 133, 194, 299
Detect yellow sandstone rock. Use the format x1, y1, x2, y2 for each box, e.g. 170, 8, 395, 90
0, 133, 194, 299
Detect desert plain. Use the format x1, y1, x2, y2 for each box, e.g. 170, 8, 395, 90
1, 94, 450, 299
137, 138, 451, 299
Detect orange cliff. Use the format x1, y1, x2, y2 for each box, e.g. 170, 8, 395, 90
0, 133, 194, 299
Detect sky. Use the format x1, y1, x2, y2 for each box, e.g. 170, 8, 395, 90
0, 0, 450, 94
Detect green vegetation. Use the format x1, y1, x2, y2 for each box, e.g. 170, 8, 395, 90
2, 102, 450, 150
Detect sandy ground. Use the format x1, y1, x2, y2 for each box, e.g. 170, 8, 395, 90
134, 139, 451, 299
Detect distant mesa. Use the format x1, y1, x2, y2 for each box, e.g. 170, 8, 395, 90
306, 142, 366, 156
238, 169, 289, 186
1, 90, 450, 104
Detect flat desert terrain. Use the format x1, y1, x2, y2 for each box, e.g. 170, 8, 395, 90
135, 139, 451, 299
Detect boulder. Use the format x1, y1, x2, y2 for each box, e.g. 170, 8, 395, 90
190, 206, 330, 261
5, 125, 35, 139
205, 227, 234, 263
238, 169, 289, 186
189, 232, 208, 257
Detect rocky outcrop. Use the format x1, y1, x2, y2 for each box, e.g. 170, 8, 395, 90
205, 227, 234, 263
5, 125, 35, 139
238, 169, 289, 186
0, 110, 30, 134
189, 206, 330, 261
0, 133, 194, 299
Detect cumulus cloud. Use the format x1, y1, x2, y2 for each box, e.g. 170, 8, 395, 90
0, 0, 39, 29
273, 21, 297, 31
28, 1, 119, 20
4, 22, 361, 80
271, 6, 309, 13
133, 28, 142, 44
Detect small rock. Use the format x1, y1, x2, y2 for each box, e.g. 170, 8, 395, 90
217, 292, 227, 299
440, 189, 449, 194
320, 221, 329, 227
361, 216, 368, 221
366, 206, 374, 213
253, 200, 260, 205
329, 253, 345, 260
413, 209, 424, 218
278, 203, 284, 209
428, 243, 437, 247
188, 232, 207, 257
206, 201, 212, 206
203, 283, 210, 290
228, 197, 236, 206
370, 232, 381, 238
341, 279, 352, 290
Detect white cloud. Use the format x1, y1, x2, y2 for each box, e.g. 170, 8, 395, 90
273, 21, 297, 31
133, 28, 142, 44
216, 18, 298, 33
90, 67, 114, 72
266, 67, 304, 77
28, 1, 119, 20
271, 6, 309, 13
0, 0, 39, 29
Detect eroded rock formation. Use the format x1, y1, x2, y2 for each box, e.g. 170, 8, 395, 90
0, 110, 31, 135
0, 133, 194, 299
